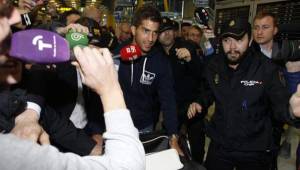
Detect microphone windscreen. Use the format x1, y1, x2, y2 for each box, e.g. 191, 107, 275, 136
9, 29, 70, 64
120, 44, 142, 61
65, 31, 89, 49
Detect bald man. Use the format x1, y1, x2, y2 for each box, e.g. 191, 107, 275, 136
83, 6, 101, 23
117, 22, 132, 43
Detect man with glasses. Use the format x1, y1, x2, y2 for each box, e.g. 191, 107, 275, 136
253, 10, 300, 170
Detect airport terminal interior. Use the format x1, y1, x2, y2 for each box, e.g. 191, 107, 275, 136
2, 0, 300, 169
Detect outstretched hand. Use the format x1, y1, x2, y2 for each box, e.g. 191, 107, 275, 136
11, 109, 50, 145
290, 84, 300, 118
187, 102, 202, 119
72, 46, 125, 112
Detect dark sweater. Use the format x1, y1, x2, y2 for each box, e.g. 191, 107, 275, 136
118, 47, 178, 135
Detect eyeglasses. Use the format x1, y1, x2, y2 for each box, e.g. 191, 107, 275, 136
253, 25, 272, 31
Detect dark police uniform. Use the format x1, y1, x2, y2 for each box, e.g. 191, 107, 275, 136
199, 47, 295, 169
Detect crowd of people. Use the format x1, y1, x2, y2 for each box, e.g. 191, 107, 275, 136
1, 0, 300, 169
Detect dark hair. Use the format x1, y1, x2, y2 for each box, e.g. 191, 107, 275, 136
60, 9, 81, 24
190, 25, 203, 36
0, 0, 13, 55
181, 22, 191, 28
0, 0, 14, 19
76, 17, 101, 37
254, 10, 278, 27
132, 5, 161, 27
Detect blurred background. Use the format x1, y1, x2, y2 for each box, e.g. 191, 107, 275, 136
11, 0, 300, 40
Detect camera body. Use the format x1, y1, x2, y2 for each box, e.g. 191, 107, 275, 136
273, 23, 300, 62
273, 39, 300, 62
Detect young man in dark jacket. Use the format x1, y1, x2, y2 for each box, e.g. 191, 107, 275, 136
187, 18, 299, 170
117, 6, 183, 155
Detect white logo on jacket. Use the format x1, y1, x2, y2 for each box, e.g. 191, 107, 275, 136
240, 80, 263, 86
140, 71, 156, 85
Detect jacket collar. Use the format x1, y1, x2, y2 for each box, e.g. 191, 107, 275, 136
214, 47, 254, 76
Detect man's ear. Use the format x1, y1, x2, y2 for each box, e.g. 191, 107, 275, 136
274, 26, 278, 36
131, 26, 136, 37
249, 34, 253, 47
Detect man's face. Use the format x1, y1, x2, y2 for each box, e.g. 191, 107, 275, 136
222, 34, 249, 65
158, 29, 175, 48
131, 19, 159, 54
188, 27, 202, 44
119, 23, 132, 42
253, 16, 278, 45
84, 8, 101, 23
181, 26, 190, 40
0, 2, 22, 85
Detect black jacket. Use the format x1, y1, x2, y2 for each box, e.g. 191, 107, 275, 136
160, 39, 204, 114
118, 47, 178, 135
0, 89, 96, 156
22, 63, 105, 134
198, 47, 294, 151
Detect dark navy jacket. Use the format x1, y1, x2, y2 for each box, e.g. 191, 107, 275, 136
118, 47, 178, 135
198, 47, 297, 151
0, 89, 96, 156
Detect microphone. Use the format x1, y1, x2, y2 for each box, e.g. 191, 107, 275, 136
9, 29, 142, 64
114, 44, 142, 61
65, 30, 89, 49
9, 29, 71, 63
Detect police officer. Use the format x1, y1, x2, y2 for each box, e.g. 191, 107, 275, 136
187, 18, 298, 170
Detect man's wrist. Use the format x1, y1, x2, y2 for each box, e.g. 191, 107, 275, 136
100, 87, 126, 113
169, 134, 179, 140
15, 109, 39, 123
26, 102, 41, 119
